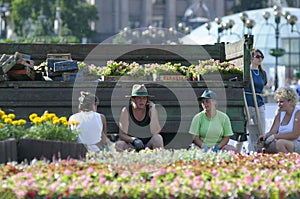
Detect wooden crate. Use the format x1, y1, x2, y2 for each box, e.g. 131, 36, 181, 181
54, 60, 78, 72
7, 66, 35, 80
0, 54, 16, 73
46, 53, 72, 72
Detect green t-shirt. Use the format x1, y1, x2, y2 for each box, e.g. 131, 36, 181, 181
189, 110, 233, 147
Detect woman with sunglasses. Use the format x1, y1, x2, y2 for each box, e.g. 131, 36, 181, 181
244, 49, 268, 152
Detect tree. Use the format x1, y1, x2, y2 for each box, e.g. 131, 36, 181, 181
9, 0, 98, 41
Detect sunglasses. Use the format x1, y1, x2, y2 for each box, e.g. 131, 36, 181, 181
254, 55, 264, 59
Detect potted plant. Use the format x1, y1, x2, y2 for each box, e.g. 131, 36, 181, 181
0, 109, 87, 163
189, 59, 243, 81
0, 109, 28, 163
17, 111, 86, 162
144, 62, 188, 81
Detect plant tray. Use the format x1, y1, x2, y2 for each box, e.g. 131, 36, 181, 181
17, 138, 87, 162
0, 138, 17, 164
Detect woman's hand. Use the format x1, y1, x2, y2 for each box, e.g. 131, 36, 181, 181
265, 134, 276, 144
148, 101, 155, 109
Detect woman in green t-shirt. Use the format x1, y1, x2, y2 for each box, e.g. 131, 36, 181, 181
189, 89, 237, 152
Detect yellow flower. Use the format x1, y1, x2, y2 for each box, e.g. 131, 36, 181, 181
62, 121, 68, 126
29, 113, 38, 121
59, 117, 67, 123
48, 113, 57, 119
40, 117, 47, 123
33, 117, 43, 124
12, 120, 19, 125
1, 114, 7, 120
0, 123, 4, 128
52, 119, 60, 125
0, 110, 5, 117
4, 118, 12, 124
18, 119, 27, 125
7, 113, 16, 119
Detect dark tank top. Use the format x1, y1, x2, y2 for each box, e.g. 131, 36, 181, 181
127, 104, 152, 144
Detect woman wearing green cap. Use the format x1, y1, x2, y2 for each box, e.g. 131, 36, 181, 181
115, 84, 164, 152
189, 89, 236, 152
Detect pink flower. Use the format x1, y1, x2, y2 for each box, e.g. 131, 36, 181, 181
64, 169, 71, 175
244, 174, 252, 184
99, 176, 106, 183
87, 167, 94, 174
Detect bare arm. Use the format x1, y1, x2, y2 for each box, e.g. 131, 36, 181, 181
100, 114, 108, 144
119, 107, 135, 143
148, 101, 162, 134
217, 136, 230, 149
193, 135, 204, 148
260, 112, 280, 140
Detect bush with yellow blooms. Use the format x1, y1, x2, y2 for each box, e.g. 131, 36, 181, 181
0, 110, 79, 142
0, 109, 27, 141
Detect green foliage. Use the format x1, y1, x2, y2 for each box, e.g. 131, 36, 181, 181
10, 0, 98, 42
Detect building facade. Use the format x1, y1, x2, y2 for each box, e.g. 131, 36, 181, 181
91, 0, 231, 42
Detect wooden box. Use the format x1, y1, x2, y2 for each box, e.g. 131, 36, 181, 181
0, 54, 16, 73
7, 66, 35, 81
46, 53, 72, 71
54, 60, 78, 72
47, 53, 71, 60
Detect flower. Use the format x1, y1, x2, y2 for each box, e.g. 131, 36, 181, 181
83, 60, 131, 76
81, 61, 188, 77
25, 111, 79, 142
143, 62, 186, 76
126, 62, 146, 77
188, 59, 243, 78
0, 109, 28, 141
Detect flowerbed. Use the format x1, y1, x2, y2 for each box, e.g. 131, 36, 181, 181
1, 149, 300, 198
77, 59, 242, 81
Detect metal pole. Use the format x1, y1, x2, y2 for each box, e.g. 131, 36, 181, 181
274, 21, 279, 91
274, 14, 280, 91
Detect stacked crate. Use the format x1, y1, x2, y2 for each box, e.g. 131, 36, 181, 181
0, 52, 35, 81
46, 53, 79, 81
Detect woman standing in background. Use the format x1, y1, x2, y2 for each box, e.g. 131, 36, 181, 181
244, 48, 268, 152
